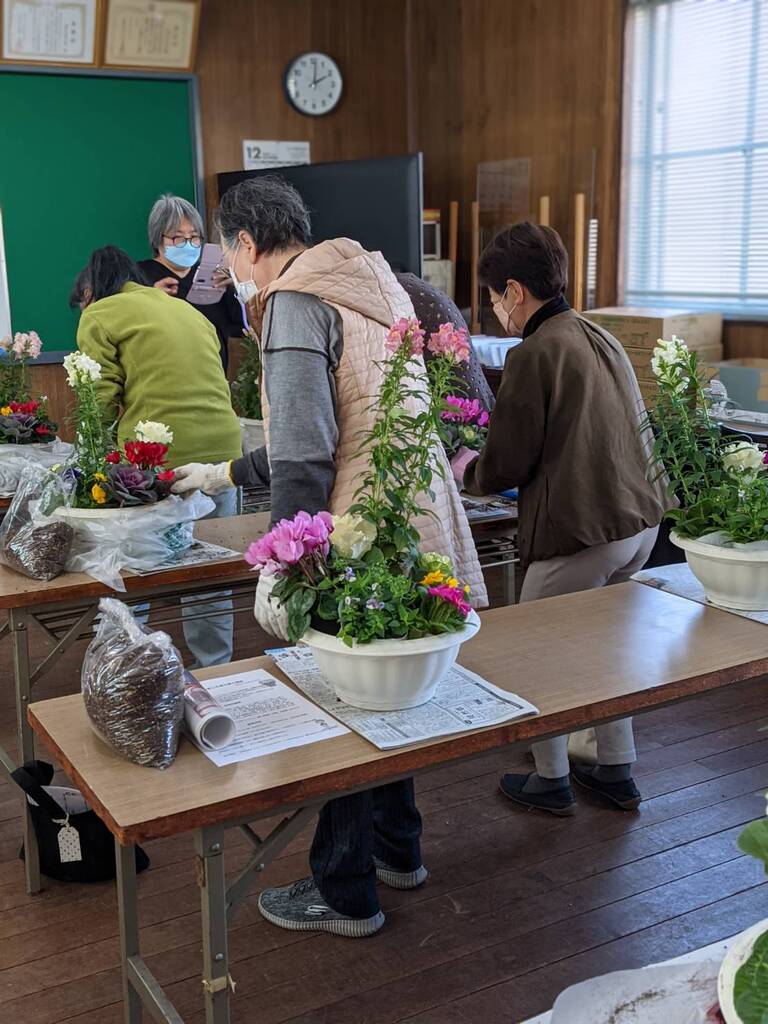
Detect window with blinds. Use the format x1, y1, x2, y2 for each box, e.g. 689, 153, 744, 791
623, 0, 768, 317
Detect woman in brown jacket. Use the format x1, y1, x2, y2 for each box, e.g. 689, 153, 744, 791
453, 222, 668, 816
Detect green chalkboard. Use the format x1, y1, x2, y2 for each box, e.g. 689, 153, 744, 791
0, 70, 199, 353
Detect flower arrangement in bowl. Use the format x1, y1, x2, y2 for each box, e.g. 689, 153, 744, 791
0, 332, 58, 447
59, 352, 176, 511
440, 396, 490, 455
649, 336, 768, 609
246, 317, 481, 711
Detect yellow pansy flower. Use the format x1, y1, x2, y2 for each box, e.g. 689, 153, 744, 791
421, 570, 445, 586
91, 484, 107, 505
447, 577, 459, 588
0, 406, 11, 416
464, 585, 471, 594
94, 472, 107, 482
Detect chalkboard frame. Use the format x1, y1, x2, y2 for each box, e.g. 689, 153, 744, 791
0, 63, 205, 362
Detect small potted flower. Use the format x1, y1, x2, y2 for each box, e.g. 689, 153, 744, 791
245, 318, 481, 711
650, 336, 768, 610
0, 332, 58, 450
231, 326, 265, 454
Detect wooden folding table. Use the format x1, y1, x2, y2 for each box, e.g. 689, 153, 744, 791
28, 583, 768, 1024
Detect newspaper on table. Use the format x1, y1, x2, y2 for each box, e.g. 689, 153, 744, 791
268, 646, 539, 750
182, 670, 237, 752
188, 667, 349, 767
129, 540, 241, 576
633, 563, 768, 626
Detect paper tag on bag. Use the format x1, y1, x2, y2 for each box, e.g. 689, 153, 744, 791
57, 822, 82, 864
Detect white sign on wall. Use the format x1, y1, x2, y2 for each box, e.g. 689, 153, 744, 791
242, 140, 310, 172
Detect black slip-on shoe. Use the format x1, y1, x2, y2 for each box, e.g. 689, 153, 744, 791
258, 877, 384, 937
572, 765, 642, 811
499, 772, 577, 817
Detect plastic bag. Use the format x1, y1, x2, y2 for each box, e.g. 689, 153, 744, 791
82, 598, 185, 770
0, 465, 75, 580
60, 491, 216, 591
0, 440, 74, 497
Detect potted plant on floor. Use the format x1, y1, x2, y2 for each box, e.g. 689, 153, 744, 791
231, 326, 264, 454
650, 336, 768, 610
244, 317, 480, 711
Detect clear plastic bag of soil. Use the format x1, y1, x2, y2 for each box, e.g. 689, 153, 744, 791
0, 465, 75, 580
82, 598, 186, 770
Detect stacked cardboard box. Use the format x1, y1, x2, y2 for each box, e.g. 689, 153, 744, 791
584, 307, 723, 406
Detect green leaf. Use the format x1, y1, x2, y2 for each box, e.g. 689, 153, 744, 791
738, 820, 768, 874
734, 929, 768, 1024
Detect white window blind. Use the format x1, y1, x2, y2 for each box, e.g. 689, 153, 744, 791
623, 0, 768, 317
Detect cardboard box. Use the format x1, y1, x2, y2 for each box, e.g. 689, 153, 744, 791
713, 359, 768, 413
585, 307, 723, 351
626, 343, 724, 381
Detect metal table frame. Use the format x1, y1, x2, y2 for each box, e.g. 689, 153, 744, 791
0, 576, 258, 895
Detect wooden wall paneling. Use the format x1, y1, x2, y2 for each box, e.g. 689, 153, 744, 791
30, 364, 73, 442
722, 322, 768, 361
196, 0, 410, 222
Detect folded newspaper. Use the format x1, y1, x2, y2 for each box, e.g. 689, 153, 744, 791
182, 671, 237, 751
130, 540, 240, 576
268, 646, 538, 750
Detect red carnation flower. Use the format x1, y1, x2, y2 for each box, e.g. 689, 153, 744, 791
105, 450, 121, 464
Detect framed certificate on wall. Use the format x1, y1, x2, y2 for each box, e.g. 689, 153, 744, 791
103, 0, 199, 70
1, 0, 99, 65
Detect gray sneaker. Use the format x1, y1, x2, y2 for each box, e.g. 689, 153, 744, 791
257, 877, 385, 938
374, 858, 429, 890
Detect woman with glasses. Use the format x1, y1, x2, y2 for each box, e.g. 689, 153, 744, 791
137, 194, 244, 371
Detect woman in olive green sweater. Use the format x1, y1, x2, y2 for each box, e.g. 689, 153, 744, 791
70, 246, 243, 668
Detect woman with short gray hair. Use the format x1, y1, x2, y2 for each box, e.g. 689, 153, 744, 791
138, 193, 243, 371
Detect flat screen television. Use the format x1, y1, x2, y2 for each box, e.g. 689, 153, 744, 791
217, 154, 423, 276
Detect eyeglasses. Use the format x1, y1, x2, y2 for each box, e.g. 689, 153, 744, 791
163, 234, 202, 248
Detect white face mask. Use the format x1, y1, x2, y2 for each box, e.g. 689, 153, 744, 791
492, 285, 520, 337
229, 243, 259, 303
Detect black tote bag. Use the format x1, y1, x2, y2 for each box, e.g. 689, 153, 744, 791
11, 760, 149, 883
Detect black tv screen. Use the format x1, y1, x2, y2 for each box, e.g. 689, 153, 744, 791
217, 154, 423, 276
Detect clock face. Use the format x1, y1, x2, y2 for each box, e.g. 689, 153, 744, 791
284, 52, 343, 117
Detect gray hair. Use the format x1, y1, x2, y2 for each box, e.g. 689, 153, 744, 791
217, 176, 311, 254
147, 194, 205, 252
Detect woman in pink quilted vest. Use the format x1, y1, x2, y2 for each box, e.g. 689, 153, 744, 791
172, 175, 486, 938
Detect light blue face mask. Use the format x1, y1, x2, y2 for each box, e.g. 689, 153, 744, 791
164, 241, 200, 268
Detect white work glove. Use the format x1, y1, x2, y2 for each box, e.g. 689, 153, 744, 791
171, 461, 234, 496
254, 574, 290, 641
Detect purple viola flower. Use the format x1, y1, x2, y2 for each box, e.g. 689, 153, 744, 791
107, 464, 160, 506
344, 566, 357, 581
366, 597, 385, 611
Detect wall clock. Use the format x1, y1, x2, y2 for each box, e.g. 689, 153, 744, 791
284, 52, 343, 117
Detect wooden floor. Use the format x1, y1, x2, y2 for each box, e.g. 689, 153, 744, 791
1, 590, 767, 1023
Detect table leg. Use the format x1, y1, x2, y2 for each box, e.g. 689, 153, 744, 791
503, 561, 517, 606
116, 840, 142, 1024
10, 607, 40, 894
195, 826, 231, 1024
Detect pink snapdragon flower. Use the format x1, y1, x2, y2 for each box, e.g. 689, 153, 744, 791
427, 323, 471, 364
385, 317, 425, 356
441, 396, 490, 427
244, 510, 334, 576
11, 331, 42, 360
428, 584, 471, 617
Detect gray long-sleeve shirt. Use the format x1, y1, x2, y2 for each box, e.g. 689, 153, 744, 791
230, 291, 343, 523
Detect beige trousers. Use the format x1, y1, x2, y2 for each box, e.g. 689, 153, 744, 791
522, 527, 659, 779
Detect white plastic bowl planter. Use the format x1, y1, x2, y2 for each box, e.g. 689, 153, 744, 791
718, 917, 768, 1023
302, 610, 481, 711
671, 531, 768, 611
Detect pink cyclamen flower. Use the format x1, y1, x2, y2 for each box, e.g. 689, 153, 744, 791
427, 323, 471, 364
442, 396, 486, 424
764, 451, 768, 465
428, 584, 471, 617
385, 317, 425, 356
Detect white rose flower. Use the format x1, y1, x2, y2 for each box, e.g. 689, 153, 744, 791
723, 441, 765, 476
135, 420, 174, 445
331, 513, 377, 559
63, 352, 102, 386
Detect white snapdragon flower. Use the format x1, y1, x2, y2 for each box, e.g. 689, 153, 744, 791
331, 513, 377, 559
723, 441, 766, 476
135, 420, 174, 445
651, 335, 689, 380
63, 352, 102, 386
